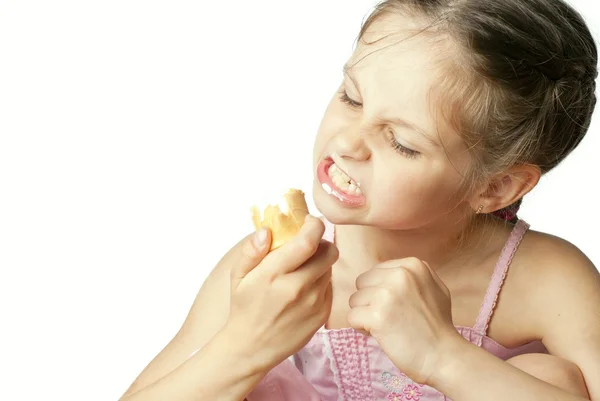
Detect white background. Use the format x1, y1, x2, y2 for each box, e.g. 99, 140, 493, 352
1, 1, 598, 400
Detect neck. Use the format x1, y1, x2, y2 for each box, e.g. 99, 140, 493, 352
334, 217, 492, 274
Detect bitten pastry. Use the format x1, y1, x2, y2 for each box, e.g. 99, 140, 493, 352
251, 188, 310, 251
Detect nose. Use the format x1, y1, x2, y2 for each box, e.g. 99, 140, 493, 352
332, 125, 371, 161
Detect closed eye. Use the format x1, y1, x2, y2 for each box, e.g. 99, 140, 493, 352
338, 89, 421, 159
388, 132, 420, 159
339, 90, 362, 108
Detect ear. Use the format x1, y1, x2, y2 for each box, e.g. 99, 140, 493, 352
470, 164, 541, 213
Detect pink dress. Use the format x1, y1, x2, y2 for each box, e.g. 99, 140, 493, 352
247, 219, 547, 400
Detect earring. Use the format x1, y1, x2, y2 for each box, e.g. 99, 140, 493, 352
475, 205, 484, 214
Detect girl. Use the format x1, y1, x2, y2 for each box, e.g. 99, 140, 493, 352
120, 0, 599, 400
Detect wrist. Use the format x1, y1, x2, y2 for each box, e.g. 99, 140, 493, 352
216, 321, 273, 377
427, 331, 471, 388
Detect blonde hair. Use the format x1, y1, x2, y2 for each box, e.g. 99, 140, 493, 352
356, 0, 597, 221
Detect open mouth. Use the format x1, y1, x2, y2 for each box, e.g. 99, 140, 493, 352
327, 163, 362, 196
317, 157, 366, 207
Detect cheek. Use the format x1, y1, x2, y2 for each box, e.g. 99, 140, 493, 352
374, 162, 464, 214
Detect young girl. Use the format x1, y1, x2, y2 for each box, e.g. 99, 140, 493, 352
120, 0, 599, 400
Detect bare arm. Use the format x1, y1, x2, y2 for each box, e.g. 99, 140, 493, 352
430, 240, 600, 401
119, 327, 265, 401
430, 339, 590, 401
119, 217, 333, 400
119, 235, 251, 398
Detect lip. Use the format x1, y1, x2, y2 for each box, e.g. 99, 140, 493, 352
317, 157, 366, 207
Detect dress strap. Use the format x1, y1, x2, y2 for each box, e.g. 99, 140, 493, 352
473, 220, 530, 335
323, 216, 528, 336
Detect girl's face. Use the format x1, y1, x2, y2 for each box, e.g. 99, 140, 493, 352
312, 16, 473, 229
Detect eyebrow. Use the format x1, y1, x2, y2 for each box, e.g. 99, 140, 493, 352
343, 63, 362, 93
385, 116, 440, 147
344, 64, 439, 147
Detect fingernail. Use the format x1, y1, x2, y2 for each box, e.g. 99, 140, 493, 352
252, 228, 268, 250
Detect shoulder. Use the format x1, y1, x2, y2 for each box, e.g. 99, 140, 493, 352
514, 227, 600, 395
517, 228, 598, 287
478, 224, 597, 344
515, 227, 600, 333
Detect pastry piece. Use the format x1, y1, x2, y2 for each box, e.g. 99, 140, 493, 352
251, 188, 309, 251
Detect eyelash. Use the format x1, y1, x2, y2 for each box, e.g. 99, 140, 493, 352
338, 89, 420, 159
339, 90, 362, 109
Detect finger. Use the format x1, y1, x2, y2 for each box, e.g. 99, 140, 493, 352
355, 267, 387, 290
398, 257, 445, 290
302, 261, 332, 296
376, 258, 404, 269
320, 279, 334, 325
323, 279, 333, 305
314, 264, 332, 288
348, 287, 380, 308
319, 276, 333, 325
296, 268, 332, 319
376, 257, 424, 291
397, 257, 426, 271
347, 306, 372, 335
313, 267, 333, 306
289, 240, 338, 285
231, 227, 272, 285
261, 215, 326, 275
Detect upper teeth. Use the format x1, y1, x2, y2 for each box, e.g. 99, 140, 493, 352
327, 163, 362, 195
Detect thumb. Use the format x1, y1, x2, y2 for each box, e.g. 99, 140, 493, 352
231, 227, 271, 285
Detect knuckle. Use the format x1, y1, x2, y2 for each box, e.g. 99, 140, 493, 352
320, 269, 333, 286
288, 290, 303, 304
304, 290, 320, 308
404, 257, 423, 269
372, 310, 384, 330
356, 269, 374, 288
355, 273, 366, 289
392, 266, 409, 281
376, 287, 393, 304
392, 269, 413, 290
296, 235, 319, 256
348, 291, 358, 308
261, 267, 278, 284
326, 242, 340, 260
280, 280, 304, 304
